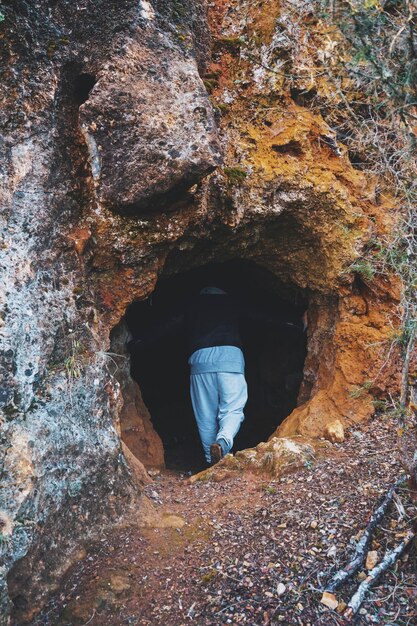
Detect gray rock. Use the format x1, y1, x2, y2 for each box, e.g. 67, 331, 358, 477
80, 27, 222, 213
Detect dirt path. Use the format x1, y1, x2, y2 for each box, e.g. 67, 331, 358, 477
33, 417, 417, 626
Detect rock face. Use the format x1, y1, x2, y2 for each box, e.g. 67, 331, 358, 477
79, 21, 222, 213
0, 0, 404, 621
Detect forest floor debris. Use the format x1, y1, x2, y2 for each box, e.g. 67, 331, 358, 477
33, 414, 417, 626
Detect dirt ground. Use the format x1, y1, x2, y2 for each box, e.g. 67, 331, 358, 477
32, 415, 417, 626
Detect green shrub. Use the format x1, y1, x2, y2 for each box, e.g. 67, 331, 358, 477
223, 166, 248, 185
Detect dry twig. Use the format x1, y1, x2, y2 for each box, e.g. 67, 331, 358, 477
344, 530, 415, 619
324, 476, 407, 594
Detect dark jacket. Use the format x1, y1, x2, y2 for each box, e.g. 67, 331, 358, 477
127, 292, 303, 358
185, 293, 242, 355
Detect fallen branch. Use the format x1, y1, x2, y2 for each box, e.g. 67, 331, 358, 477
324, 476, 407, 593
400, 322, 416, 408
344, 530, 415, 619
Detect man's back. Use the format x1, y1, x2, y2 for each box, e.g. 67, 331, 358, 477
186, 292, 242, 356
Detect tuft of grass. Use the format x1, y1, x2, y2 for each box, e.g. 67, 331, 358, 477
349, 380, 373, 399
64, 340, 82, 379
203, 78, 219, 92
215, 102, 229, 113
349, 259, 376, 282
223, 166, 248, 185
372, 398, 388, 411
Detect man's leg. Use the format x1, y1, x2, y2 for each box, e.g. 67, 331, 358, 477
216, 372, 248, 456
190, 373, 219, 464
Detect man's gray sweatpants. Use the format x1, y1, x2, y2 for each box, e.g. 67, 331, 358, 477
190, 372, 248, 463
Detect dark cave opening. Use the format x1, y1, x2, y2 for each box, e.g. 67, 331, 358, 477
73, 72, 96, 105
125, 260, 308, 471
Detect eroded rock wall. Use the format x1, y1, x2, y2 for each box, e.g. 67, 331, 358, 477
0, 0, 403, 621
110, 321, 165, 470
0, 1, 217, 621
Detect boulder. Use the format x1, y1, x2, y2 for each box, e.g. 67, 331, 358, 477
189, 437, 316, 482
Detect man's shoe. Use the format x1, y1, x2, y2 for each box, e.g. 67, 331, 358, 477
210, 442, 223, 465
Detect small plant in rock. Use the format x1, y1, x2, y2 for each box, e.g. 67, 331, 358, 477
203, 71, 221, 92
64, 339, 82, 380
349, 259, 376, 282
96, 350, 127, 377
372, 398, 389, 412
223, 166, 248, 185
349, 380, 373, 399
203, 78, 218, 93
214, 102, 229, 114
389, 318, 417, 349
67, 478, 83, 498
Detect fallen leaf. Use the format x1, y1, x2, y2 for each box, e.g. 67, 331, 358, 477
365, 550, 378, 570
321, 592, 339, 610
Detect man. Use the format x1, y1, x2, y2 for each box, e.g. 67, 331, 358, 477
186, 286, 247, 465
128, 286, 304, 465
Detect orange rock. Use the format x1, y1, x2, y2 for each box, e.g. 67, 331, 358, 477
67, 227, 91, 256
325, 420, 345, 443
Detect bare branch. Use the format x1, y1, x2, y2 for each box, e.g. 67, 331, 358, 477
324, 476, 407, 594
344, 530, 415, 619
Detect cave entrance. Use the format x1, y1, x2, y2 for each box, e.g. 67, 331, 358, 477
125, 260, 308, 472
